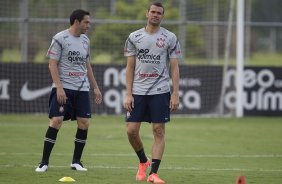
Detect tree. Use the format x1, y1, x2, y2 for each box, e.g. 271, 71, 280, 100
90, 0, 179, 63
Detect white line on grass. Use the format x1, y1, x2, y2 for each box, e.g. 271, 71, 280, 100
0, 164, 282, 172
1, 152, 282, 158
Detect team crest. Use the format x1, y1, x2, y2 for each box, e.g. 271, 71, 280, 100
126, 111, 131, 119
59, 105, 64, 113
156, 38, 165, 48
82, 40, 88, 51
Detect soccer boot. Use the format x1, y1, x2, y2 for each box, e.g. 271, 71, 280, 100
136, 158, 151, 181
35, 163, 48, 172
147, 173, 165, 184
70, 161, 88, 171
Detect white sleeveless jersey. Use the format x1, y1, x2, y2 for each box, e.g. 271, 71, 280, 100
124, 27, 182, 95
46, 29, 90, 91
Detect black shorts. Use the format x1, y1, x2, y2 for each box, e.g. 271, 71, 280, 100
125, 92, 170, 123
48, 88, 91, 121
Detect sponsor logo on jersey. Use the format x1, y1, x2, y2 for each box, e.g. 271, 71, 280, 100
135, 33, 142, 38
137, 49, 161, 64
68, 50, 87, 63
138, 72, 159, 78
69, 72, 85, 76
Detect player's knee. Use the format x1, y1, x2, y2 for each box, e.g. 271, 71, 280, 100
77, 118, 89, 129
127, 128, 139, 139
49, 117, 63, 129
153, 126, 165, 138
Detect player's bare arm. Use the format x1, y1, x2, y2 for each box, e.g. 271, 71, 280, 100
123, 56, 136, 112
86, 62, 102, 104
48, 59, 67, 105
170, 59, 180, 112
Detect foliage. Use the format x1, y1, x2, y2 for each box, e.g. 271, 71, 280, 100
185, 25, 205, 56
0, 49, 21, 63
0, 0, 281, 64
90, 0, 179, 62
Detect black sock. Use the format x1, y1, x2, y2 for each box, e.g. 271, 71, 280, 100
136, 148, 148, 163
72, 128, 88, 163
41, 126, 58, 164
150, 159, 161, 174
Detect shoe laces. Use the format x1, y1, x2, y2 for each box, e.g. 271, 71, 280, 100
73, 161, 84, 167
38, 161, 48, 168
139, 161, 149, 169
150, 173, 164, 182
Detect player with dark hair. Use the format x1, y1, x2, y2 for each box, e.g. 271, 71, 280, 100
123, 2, 181, 183
35, 9, 102, 172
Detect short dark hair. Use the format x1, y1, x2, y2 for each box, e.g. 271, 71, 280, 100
70, 9, 90, 25
147, 2, 165, 14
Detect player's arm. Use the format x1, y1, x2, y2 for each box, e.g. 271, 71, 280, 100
86, 62, 102, 104
123, 56, 136, 111
170, 58, 180, 112
48, 59, 66, 105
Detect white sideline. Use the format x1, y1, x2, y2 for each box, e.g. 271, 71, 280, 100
1, 152, 281, 172
1, 152, 282, 158
0, 164, 281, 172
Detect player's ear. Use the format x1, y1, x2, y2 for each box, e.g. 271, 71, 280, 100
74, 19, 80, 25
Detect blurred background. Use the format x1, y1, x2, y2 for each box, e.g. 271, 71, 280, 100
0, 0, 281, 65
0, 0, 282, 116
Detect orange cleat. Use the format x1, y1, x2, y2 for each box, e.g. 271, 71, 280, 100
236, 175, 246, 184
136, 158, 151, 181
147, 173, 165, 184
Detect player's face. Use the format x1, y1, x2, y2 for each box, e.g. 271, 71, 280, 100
78, 15, 91, 34
146, 5, 164, 26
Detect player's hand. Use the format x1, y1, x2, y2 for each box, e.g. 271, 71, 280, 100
123, 94, 134, 112
94, 88, 102, 104
170, 92, 179, 112
56, 87, 67, 105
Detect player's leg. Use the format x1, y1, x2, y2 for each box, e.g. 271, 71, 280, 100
41, 117, 63, 162
70, 91, 91, 171
126, 122, 142, 151
70, 117, 89, 171
147, 123, 166, 184
127, 122, 150, 181
126, 95, 150, 181
147, 93, 170, 183
35, 88, 65, 172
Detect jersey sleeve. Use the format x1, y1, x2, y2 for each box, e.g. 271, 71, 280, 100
168, 34, 182, 59
124, 34, 136, 57
81, 34, 91, 63
46, 35, 63, 61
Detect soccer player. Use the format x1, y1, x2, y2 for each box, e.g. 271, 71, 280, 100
35, 9, 102, 172
123, 2, 181, 183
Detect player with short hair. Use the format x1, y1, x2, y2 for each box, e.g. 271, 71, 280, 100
35, 9, 102, 172
123, 2, 181, 183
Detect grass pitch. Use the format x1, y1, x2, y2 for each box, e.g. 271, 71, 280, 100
0, 114, 282, 184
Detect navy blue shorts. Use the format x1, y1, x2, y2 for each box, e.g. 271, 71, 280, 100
49, 88, 91, 121
125, 92, 171, 123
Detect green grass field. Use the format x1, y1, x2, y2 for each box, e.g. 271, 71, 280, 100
0, 114, 282, 184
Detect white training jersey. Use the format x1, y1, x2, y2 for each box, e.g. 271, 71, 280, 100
124, 27, 182, 95
46, 29, 90, 91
